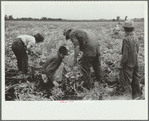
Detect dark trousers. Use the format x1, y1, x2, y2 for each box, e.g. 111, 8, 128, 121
11, 38, 28, 74
119, 65, 142, 99
79, 55, 102, 89
45, 77, 55, 89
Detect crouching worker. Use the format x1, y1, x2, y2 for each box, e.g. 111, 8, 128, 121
11, 33, 44, 74
119, 20, 142, 100
37, 46, 68, 89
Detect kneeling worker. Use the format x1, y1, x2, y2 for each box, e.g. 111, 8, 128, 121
38, 46, 68, 89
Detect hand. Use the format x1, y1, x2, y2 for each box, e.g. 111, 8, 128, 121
27, 51, 31, 55
118, 65, 123, 70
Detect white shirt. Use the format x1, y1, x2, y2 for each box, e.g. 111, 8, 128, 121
114, 26, 120, 31
17, 35, 36, 47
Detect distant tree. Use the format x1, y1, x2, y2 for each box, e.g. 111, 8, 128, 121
28, 17, 33, 20
5, 15, 8, 20
117, 16, 120, 21
58, 18, 62, 21
41, 17, 47, 20
33, 18, 39, 20
113, 19, 115, 21
9, 15, 13, 20
20, 18, 26, 20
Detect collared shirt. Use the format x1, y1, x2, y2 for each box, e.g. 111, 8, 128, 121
120, 32, 139, 68
69, 29, 100, 57
17, 35, 36, 48
41, 54, 62, 81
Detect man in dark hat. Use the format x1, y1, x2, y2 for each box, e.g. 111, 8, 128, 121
63, 27, 102, 89
119, 20, 142, 99
12, 33, 44, 74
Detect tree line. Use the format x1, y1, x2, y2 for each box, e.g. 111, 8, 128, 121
5, 15, 62, 21
5, 15, 144, 22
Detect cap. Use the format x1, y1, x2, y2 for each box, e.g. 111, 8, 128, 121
122, 20, 135, 28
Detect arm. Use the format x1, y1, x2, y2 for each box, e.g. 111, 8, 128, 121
26, 44, 32, 54
43, 58, 59, 74
74, 46, 80, 65
26, 39, 35, 54
27, 43, 38, 57
34, 58, 52, 72
120, 39, 129, 67
70, 34, 80, 66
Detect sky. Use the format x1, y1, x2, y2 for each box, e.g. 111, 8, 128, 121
3, 1, 146, 20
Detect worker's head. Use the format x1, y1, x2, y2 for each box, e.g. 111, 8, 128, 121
63, 27, 73, 40
123, 20, 135, 33
115, 25, 119, 27
34, 33, 44, 43
58, 46, 68, 59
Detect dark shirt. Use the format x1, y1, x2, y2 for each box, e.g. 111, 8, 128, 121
69, 29, 100, 57
120, 32, 139, 68
41, 54, 62, 81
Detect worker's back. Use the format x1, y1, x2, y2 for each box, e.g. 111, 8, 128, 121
123, 33, 139, 68
69, 29, 99, 57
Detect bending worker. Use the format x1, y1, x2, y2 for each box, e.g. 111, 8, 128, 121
12, 33, 44, 74
63, 27, 102, 89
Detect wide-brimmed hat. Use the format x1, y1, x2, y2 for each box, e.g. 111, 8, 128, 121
122, 20, 135, 28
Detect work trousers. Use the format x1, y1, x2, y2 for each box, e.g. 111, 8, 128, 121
79, 55, 102, 89
11, 38, 28, 74
119, 65, 142, 99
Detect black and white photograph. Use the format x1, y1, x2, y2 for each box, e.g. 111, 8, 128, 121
1, 1, 148, 120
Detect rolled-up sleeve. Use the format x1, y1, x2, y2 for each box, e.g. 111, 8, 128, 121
120, 39, 129, 67
70, 33, 80, 48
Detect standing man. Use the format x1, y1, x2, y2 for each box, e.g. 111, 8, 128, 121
63, 27, 102, 89
119, 20, 142, 99
12, 33, 44, 74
